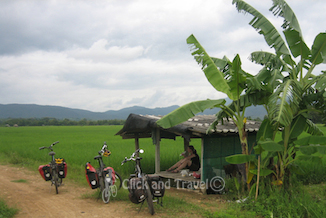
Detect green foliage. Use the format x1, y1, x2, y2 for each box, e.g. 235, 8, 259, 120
11, 179, 28, 183
156, 99, 225, 129
0, 126, 201, 186
187, 34, 234, 99
293, 160, 326, 185
240, 183, 326, 218
0, 198, 18, 218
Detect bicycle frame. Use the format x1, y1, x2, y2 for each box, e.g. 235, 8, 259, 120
86, 142, 122, 204
121, 149, 155, 215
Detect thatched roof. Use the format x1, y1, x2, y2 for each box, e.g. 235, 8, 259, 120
115, 113, 261, 140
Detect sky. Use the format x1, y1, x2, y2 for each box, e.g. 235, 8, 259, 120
1, 0, 325, 112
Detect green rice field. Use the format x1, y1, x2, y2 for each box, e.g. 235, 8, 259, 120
0, 125, 201, 185
1, 125, 326, 218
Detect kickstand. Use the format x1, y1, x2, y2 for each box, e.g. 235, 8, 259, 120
97, 190, 101, 201
157, 197, 163, 207
138, 200, 145, 213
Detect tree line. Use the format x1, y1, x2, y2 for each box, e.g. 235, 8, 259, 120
1, 117, 125, 126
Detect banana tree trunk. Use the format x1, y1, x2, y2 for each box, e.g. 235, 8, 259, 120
238, 122, 250, 189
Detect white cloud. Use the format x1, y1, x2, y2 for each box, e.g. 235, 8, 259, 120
0, 0, 325, 112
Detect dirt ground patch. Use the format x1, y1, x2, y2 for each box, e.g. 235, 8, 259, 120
0, 164, 228, 218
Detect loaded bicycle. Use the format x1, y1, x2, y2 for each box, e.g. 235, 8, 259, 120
85, 142, 122, 203
121, 149, 165, 215
38, 141, 67, 194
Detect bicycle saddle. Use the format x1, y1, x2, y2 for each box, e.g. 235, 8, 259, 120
48, 151, 56, 156
94, 155, 101, 160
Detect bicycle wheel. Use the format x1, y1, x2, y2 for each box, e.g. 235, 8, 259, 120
52, 169, 59, 194
110, 185, 118, 198
145, 181, 155, 215
114, 172, 122, 190
102, 187, 111, 203
99, 174, 105, 192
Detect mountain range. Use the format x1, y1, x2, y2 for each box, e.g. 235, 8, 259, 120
0, 103, 267, 120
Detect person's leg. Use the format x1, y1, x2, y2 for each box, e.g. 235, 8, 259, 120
172, 160, 192, 172
167, 158, 186, 171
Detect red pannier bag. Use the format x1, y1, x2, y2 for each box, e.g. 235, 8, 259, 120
85, 162, 99, 189
38, 164, 52, 181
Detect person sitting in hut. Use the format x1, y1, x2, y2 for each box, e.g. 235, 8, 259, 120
166, 145, 200, 173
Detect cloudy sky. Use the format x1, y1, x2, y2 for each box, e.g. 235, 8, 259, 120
1, 0, 325, 112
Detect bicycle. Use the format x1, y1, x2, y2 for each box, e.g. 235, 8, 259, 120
85, 142, 122, 203
121, 149, 165, 215
38, 141, 67, 194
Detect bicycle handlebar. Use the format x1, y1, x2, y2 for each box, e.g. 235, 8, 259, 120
121, 157, 136, 165
39, 141, 59, 150
98, 142, 110, 156
121, 149, 144, 165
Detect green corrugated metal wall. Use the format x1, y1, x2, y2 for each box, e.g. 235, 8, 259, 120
202, 133, 257, 182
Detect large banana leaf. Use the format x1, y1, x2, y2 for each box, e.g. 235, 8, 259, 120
228, 54, 247, 94
259, 140, 284, 152
211, 56, 229, 71
186, 35, 234, 99
283, 29, 310, 59
268, 79, 302, 126
285, 114, 306, 140
310, 33, 326, 66
225, 154, 257, 164
250, 51, 284, 70
250, 169, 274, 177
211, 55, 250, 92
315, 72, 326, 91
295, 136, 326, 146
156, 99, 225, 129
299, 145, 326, 155
270, 0, 302, 34
270, 0, 309, 59
232, 0, 290, 56
304, 118, 324, 136
256, 119, 274, 141
213, 89, 270, 126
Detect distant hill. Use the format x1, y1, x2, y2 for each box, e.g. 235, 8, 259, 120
0, 103, 266, 120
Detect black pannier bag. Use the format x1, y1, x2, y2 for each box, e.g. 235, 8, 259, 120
128, 177, 146, 204
85, 162, 99, 189
38, 165, 52, 181
57, 162, 67, 179
148, 175, 165, 197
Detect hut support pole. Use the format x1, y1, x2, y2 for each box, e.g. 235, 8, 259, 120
135, 134, 139, 157
201, 138, 204, 182
155, 128, 161, 174
183, 137, 189, 157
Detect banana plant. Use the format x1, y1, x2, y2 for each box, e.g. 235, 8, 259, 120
228, 0, 326, 187
157, 35, 267, 185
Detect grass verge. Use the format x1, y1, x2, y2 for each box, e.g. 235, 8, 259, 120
0, 198, 18, 218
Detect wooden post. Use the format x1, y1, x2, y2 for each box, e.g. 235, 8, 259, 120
201, 138, 204, 183
135, 134, 139, 157
155, 128, 161, 174
183, 137, 189, 157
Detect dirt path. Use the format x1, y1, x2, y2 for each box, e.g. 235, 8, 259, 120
0, 164, 228, 218
0, 164, 158, 218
